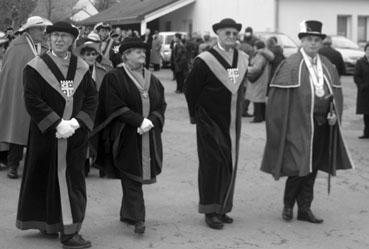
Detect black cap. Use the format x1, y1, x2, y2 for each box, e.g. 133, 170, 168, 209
46, 21, 79, 38
119, 37, 149, 54
212, 18, 242, 33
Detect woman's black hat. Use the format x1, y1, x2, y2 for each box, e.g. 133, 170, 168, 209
212, 18, 242, 33
46, 21, 79, 38
119, 37, 149, 53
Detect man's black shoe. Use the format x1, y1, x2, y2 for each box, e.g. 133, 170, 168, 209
205, 214, 223, 229
282, 207, 293, 221
7, 167, 18, 179
297, 209, 323, 224
218, 214, 233, 224
358, 135, 369, 139
134, 221, 145, 234
62, 234, 91, 249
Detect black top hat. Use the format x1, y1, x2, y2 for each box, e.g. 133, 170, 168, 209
298, 20, 326, 39
119, 37, 149, 54
212, 18, 242, 33
46, 21, 79, 38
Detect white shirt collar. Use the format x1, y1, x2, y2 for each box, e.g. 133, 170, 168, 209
217, 42, 233, 52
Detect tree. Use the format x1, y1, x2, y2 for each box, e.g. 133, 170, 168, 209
93, 0, 120, 12
0, 0, 38, 30
31, 0, 80, 22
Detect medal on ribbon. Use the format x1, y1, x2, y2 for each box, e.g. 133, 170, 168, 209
60, 80, 74, 97
227, 68, 239, 84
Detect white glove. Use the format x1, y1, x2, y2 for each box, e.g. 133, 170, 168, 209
66, 118, 80, 130
138, 118, 154, 135
56, 119, 75, 139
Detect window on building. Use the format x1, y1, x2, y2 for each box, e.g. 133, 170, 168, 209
358, 16, 369, 43
165, 21, 171, 31
337, 15, 352, 38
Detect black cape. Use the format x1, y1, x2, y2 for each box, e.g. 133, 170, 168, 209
185, 47, 248, 214
90, 66, 166, 184
16, 53, 98, 235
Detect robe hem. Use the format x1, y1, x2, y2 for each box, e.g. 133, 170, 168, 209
16, 220, 81, 234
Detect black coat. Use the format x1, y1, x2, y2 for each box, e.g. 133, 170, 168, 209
354, 56, 369, 114
319, 46, 345, 76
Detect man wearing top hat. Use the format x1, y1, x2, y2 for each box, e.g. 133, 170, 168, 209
16, 21, 98, 249
185, 18, 249, 229
261, 20, 353, 224
0, 16, 51, 178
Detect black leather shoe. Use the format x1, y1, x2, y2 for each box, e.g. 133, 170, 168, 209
282, 207, 293, 221
62, 234, 91, 249
205, 214, 224, 229
134, 221, 145, 234
358, 135, 369, 139
218, 214, 233, 224
297, 209, 323, 224
7, 167, 18, 179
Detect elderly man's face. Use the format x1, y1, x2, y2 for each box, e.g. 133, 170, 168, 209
217, 28, 238, 48
28, 26, 46, 43
50, 31, 74, 54
300, 35, 322, 57
125, 48, 146, 65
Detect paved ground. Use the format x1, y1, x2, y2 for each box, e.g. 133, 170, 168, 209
0, 70, 368, 249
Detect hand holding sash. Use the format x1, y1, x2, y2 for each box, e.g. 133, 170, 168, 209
56, 119, 75, 139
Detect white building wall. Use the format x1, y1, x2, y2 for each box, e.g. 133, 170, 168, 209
279, 0, 369, 43
159, 0, 275, 35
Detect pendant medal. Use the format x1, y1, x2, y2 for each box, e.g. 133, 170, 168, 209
315, 87, 325, 98
142, 91, 149, 98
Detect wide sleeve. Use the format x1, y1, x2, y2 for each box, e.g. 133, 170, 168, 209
23, 65, 61, 133
101, 72, 145, 127
147, 78, 166, 131
75, 72, 98, 131
184, 58, 207, 124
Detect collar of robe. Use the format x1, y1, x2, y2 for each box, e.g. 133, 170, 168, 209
122, 63, 151, 99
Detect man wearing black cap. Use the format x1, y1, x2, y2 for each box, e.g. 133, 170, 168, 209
90, 37, 166, 234
16, 21, 98, 249
185, 18, 249, 229
261, 20, 353, 224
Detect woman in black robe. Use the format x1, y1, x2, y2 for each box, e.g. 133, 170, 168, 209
90, 37, 166, 234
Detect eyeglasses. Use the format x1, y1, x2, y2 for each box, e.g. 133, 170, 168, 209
83, 52, 98, 56
225, 31, 238, 37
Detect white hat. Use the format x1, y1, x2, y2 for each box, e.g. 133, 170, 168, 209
74, 32, 101, 56
19, 16, 52, 32
0, 31, 8, 46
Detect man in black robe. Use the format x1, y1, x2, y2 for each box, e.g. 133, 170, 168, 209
90, 37, 166, 234
185, 18, 249, 229
16, 22, 98, 249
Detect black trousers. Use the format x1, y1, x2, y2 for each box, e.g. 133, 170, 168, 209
363, 114, 369, 136
253, 102, 266, 122
120, 176, 145, 223
8, 143, 24, 168
175, 71, 185, 92
283, 122, 329, 211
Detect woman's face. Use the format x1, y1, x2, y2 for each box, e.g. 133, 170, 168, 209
81, 49, 98, 66
125, 48, 146, 65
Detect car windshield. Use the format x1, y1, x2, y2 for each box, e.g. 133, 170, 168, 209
331, 36, 359, 49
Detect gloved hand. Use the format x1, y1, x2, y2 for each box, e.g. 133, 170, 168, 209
327, 112, 337, 126
138, 118, 154, 135
66, 118, 80, 130
56, 119, 75, 139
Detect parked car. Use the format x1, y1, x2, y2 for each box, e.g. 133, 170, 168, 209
254, 32, 299, 57
158, 31, 187, 67
330, 35, 364, 75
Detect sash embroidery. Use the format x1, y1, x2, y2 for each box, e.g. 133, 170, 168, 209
227, 68, 239, 84
60, 80, 74, 97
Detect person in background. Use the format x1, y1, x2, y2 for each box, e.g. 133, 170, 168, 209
94, 22, 111, 56
261, 20, 353, 224
266, 36, 285, 95
185, 18, 249, 230
198, 32, 213, 53
319, 35, 345, 76
17, 21, 98, 249
0, 16, 51, 179
141, 28, 152, 69
109, 31, 123, 67
150, 31, 162, 71
90, 37, 166, 234
246, 40, 274, 123
354, 42, 369, 139
172, 33, 188, 93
